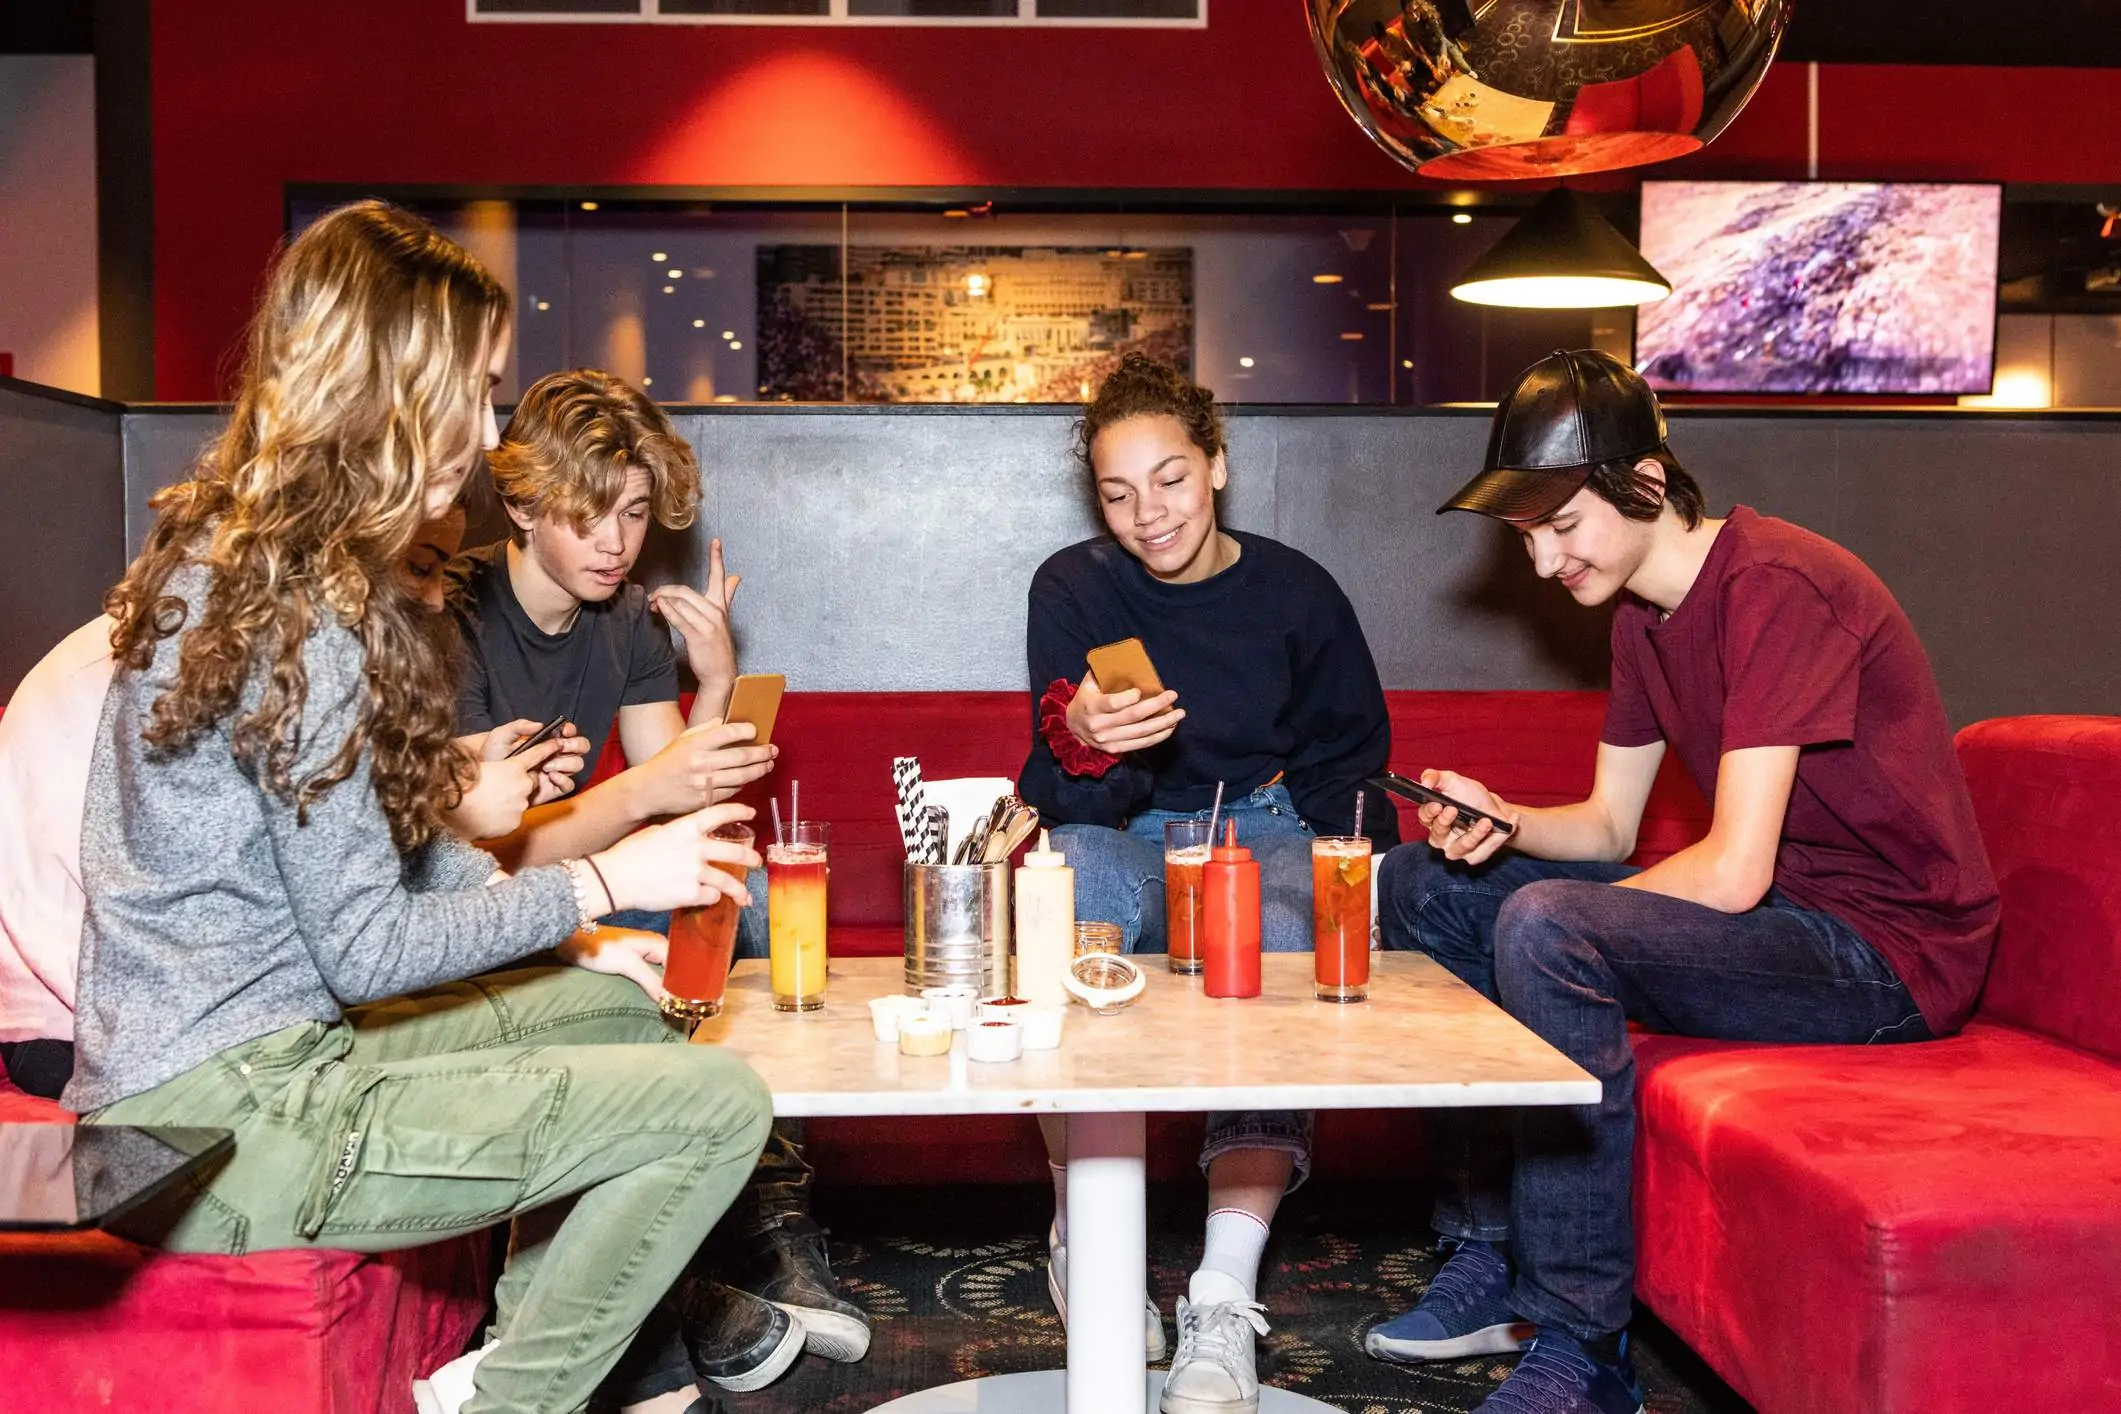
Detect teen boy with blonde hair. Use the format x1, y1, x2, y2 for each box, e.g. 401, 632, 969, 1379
452, 370, 872, 1396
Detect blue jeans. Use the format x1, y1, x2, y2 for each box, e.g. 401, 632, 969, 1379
1377, 846, 1932, 1339
604, 867, 770, 961
1053, 784, 1317, 1186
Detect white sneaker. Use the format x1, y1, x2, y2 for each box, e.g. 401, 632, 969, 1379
1047, 1222, 1168, 1361
1160, 1297, 1268, 1414
411, 1341, 494, 1414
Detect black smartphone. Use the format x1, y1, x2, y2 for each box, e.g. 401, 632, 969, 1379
503, 714, 569, 760
1368, 771, 1516, 837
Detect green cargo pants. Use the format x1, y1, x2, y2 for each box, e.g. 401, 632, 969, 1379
87, 966, 772, 1414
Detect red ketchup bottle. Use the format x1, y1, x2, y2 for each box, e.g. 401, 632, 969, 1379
1202, 819, 1262, 999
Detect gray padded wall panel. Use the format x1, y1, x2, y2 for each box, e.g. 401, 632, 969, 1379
103, 404, 2121, 725
0, 383, 126, 695
121, 408, 222, 555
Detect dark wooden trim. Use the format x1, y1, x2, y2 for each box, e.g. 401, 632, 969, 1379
93, 0, 153, 401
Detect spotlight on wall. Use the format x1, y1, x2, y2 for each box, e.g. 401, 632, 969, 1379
1451, 213, 1474, 226
580, 201, 599, 212
1450, 188, 1671, 309
1312, 273, 1344, 285
1239, 356, 1256, 368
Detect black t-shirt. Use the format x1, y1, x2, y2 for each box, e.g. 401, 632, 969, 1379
449, 541, 680, 786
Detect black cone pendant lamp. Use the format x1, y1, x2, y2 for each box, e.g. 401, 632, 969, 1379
1451, 188, 1672, 310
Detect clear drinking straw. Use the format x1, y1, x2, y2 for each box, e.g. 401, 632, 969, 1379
791, 780, 800, 839
771, 797, 785, 847
1206, 780, 1226, 849
1353, 788, 1365, 840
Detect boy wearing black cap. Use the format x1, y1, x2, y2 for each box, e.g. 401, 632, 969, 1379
1367, 351, 1999, 1414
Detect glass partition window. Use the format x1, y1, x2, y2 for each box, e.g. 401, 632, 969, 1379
289, 195, 1599, 404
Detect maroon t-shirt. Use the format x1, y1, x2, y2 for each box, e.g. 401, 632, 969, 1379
1601, 507, 2000, 1033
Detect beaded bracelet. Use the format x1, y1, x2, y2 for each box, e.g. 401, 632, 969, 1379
561, 859, 604, 931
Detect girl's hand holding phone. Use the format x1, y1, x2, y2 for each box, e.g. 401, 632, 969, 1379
482, 717, 589, 806
591, 801, 760, 914
447, 720, 588, 840
1066, 671, 1186, 755
1418, 769, 1518, 866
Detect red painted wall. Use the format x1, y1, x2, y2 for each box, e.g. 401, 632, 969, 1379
150, 1, 2121, 399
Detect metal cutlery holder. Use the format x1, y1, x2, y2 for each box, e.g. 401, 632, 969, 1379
903, 861, 1011, 996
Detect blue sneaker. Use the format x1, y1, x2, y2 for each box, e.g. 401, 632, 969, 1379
1365, 1238, 1534, 1363
1473, 1329, 1645, 1414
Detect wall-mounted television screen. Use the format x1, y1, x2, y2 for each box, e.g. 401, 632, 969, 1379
1634, 181, 2001, 396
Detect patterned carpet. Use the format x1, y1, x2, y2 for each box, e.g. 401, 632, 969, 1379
738, 1182, 1751, 1414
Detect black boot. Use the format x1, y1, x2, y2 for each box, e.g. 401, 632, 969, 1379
673, 1276, 805, 1393
725, 1213, 873, 1363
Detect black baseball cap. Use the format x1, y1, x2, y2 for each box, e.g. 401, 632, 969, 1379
1438, 350, 1668, 522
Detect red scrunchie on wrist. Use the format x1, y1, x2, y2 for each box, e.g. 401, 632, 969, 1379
1040, 678, 1122, 778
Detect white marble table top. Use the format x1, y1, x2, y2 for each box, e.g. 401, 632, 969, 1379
690, 954, 1597, 1117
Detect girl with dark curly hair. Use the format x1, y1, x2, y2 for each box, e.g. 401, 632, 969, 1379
1018, 352, 1399, 1414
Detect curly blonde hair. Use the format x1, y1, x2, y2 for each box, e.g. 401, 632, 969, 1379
105, 200, 510, 852
488, 369, 701, 536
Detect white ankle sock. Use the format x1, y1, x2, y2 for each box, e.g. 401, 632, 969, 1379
1049, 1160, 1069, 1245
1191, 1207, 1271, 1303
619, 1390, 699, 1414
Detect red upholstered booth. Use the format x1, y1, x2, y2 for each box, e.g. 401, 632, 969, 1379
0, 1083, 491, 1414
1632, 716, 2121, 1413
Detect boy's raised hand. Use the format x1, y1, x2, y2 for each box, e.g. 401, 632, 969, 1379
649, 537, 741, 707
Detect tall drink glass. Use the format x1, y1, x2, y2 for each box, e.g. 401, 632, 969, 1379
1164, 819, 1213, 975
1312, 836, 1373, 1003
662, 822, 755, 1023
768, 821, 830, 1012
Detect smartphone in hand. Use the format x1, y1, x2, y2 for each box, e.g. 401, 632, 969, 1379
1368, 771, 1517, 836
1085, 637, 1166, 699
723, 672, 787, 746
504, 715, 569, 760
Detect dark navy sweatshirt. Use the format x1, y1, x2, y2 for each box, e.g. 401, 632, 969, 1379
1018, 530, 1399, 849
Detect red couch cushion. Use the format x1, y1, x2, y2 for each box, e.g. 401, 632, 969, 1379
1633, 1022, 2121, 1414
0, 1073, 489, 1414
1958, 715, 2121, 1061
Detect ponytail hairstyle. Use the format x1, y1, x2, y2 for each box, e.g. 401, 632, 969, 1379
1073, 352, 1226, 471
105, 200, 510, 852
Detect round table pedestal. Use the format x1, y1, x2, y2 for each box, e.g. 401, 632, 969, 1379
868, 1370, 1345, 1413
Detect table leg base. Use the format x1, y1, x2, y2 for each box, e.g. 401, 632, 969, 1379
866, 1370, 1346, 1412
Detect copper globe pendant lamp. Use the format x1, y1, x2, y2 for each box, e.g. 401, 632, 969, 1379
1305, 0, 1794, 180
1307, 0, 1791, 309
1450, 186, 1671, 308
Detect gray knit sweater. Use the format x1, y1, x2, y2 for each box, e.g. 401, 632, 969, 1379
65, 563, 579, 1113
